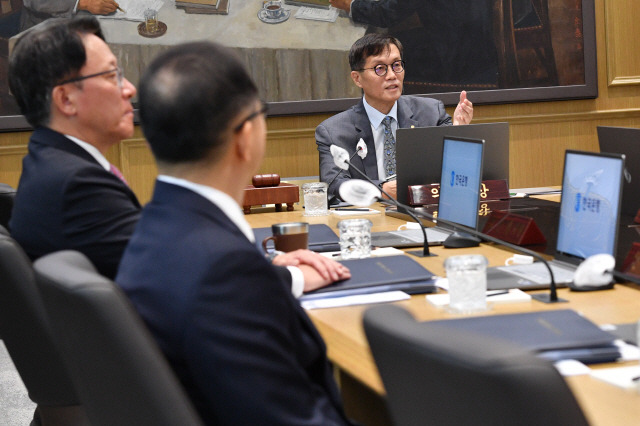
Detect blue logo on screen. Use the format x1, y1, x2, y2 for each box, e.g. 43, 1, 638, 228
450, 170, 455, 186
574, 192, 601, 214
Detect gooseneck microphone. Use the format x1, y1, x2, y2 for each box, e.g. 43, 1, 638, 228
332, 144, 565, 304
326, 146, 363, 189
331, 145, 433, 257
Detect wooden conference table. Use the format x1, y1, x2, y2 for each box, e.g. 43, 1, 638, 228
244, 202, 640, 426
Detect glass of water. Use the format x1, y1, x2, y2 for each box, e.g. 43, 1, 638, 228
338, 219, 372, 259
444, 254, 488, 314
302, 182, 328, 216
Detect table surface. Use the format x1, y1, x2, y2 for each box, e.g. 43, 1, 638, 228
245, 199, 640, 426
99, 1, 365, 49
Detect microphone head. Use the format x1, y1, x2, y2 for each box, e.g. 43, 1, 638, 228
330, 145, 350, 170
571, 253, 615, 290
339, 179, 381, 207
356, 138, 368, 159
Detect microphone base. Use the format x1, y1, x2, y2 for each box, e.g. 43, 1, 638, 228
443, 232, 481, 249
407, 249, 438, 258
531, 293, 568, 304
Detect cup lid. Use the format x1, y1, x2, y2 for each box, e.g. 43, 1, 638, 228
271, 222, 309, 234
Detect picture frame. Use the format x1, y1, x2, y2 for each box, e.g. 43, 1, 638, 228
0, 0, 596, 130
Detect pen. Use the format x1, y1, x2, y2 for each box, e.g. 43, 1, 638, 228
384, 174, 396, 182
486, 290, 509, 297
115, 3, 125, 12
334, 208, 370, 211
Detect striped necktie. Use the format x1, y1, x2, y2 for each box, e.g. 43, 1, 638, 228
382, 116, 396, 177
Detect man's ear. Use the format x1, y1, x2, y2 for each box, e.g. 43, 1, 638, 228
233, 121, 253, 163
51, 85, 77, 117
351, 70, 363, 88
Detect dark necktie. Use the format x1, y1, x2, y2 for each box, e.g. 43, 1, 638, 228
382, 116, 396, 177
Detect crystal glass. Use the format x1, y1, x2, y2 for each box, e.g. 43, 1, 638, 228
444, 254, 488, 314
338, 219, 372, 259
302, 182, 328, 216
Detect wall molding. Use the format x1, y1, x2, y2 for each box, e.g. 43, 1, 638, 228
604, 0, 640, 87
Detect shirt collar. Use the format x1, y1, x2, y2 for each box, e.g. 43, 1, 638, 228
156, 175, 256, 243
362, 96, 398, 130
65, 134, 111, 171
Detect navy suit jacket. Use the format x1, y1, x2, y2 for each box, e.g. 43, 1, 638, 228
316, 95, 451, 201
9, 127, 141, 279
116, 181, 353, 426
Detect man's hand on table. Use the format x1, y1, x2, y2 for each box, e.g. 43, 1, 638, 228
272, 249, 351, 293
78, 0, 119, 15
381, 179, 397, 200
329, 0, 352, 13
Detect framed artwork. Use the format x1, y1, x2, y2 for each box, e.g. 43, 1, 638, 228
0, 0, 596, 129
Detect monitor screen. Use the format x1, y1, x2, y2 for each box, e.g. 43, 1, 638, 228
557, 151, 625, 259
438, 137, 484, 229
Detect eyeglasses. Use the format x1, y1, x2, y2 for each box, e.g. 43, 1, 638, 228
358, 60, 405, 77
57, 67, 124, 89
233, 101, 268, 133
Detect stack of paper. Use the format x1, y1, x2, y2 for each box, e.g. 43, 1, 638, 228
294, 6, 338, 22
175, 0, 229, 15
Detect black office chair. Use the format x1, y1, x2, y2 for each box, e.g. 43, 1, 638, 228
33, 250, 204, 426
0, 226, 89, 426
363, 305, 589, 426
0, 183, 16, 229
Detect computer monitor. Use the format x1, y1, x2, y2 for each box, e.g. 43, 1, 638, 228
438, 136, 485, 230
556, 150, 625, 262
395, 122, 509, 206
597, 126, 640, 217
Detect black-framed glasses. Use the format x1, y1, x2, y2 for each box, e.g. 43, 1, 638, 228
57, 67, 124, 89
358, 60, 405, 77
233, 101, 268, 133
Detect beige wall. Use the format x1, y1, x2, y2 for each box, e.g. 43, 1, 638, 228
1, 0, 639, 205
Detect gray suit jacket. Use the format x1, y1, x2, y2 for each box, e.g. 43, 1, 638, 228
316, 95, 451, 201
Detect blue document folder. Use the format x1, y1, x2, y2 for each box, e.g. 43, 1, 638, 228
428, 309, 620, 364
300, 255, 437, 300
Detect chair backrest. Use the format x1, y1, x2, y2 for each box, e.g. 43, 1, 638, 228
33, 250, 204, 426
0, 226, 80, 407
363, 305, 589, 426
0, 183, 16, 230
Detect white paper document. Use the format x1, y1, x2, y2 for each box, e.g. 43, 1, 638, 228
590, 365, 640, 390
99, 0, 165, 22
301, 291, 410, 310
425, 288, 532, 307
294, 6, 339, 22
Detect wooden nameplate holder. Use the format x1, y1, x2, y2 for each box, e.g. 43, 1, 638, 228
481, 210, 546, 245
242, 174, 299, 214
408, 179, 509, 206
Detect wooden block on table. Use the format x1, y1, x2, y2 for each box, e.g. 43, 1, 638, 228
242, 183, 299, 214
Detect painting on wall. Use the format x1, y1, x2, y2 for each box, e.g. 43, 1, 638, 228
0, 0, 596, 129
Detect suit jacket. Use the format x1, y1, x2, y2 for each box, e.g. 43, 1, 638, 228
9, 127, 141, 279
316, 95, 451, 201
116, 181, 353, 426
350, 0, 498, 86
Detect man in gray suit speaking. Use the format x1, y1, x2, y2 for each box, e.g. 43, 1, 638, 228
316, 33, 473, 202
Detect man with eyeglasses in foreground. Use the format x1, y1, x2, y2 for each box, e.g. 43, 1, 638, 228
116, 41, 355, 425
9, 16, 347, 291
8, 16, 141, 280
316, 33, 474, 202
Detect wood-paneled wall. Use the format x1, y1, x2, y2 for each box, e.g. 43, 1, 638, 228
1, 0, 639, 205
